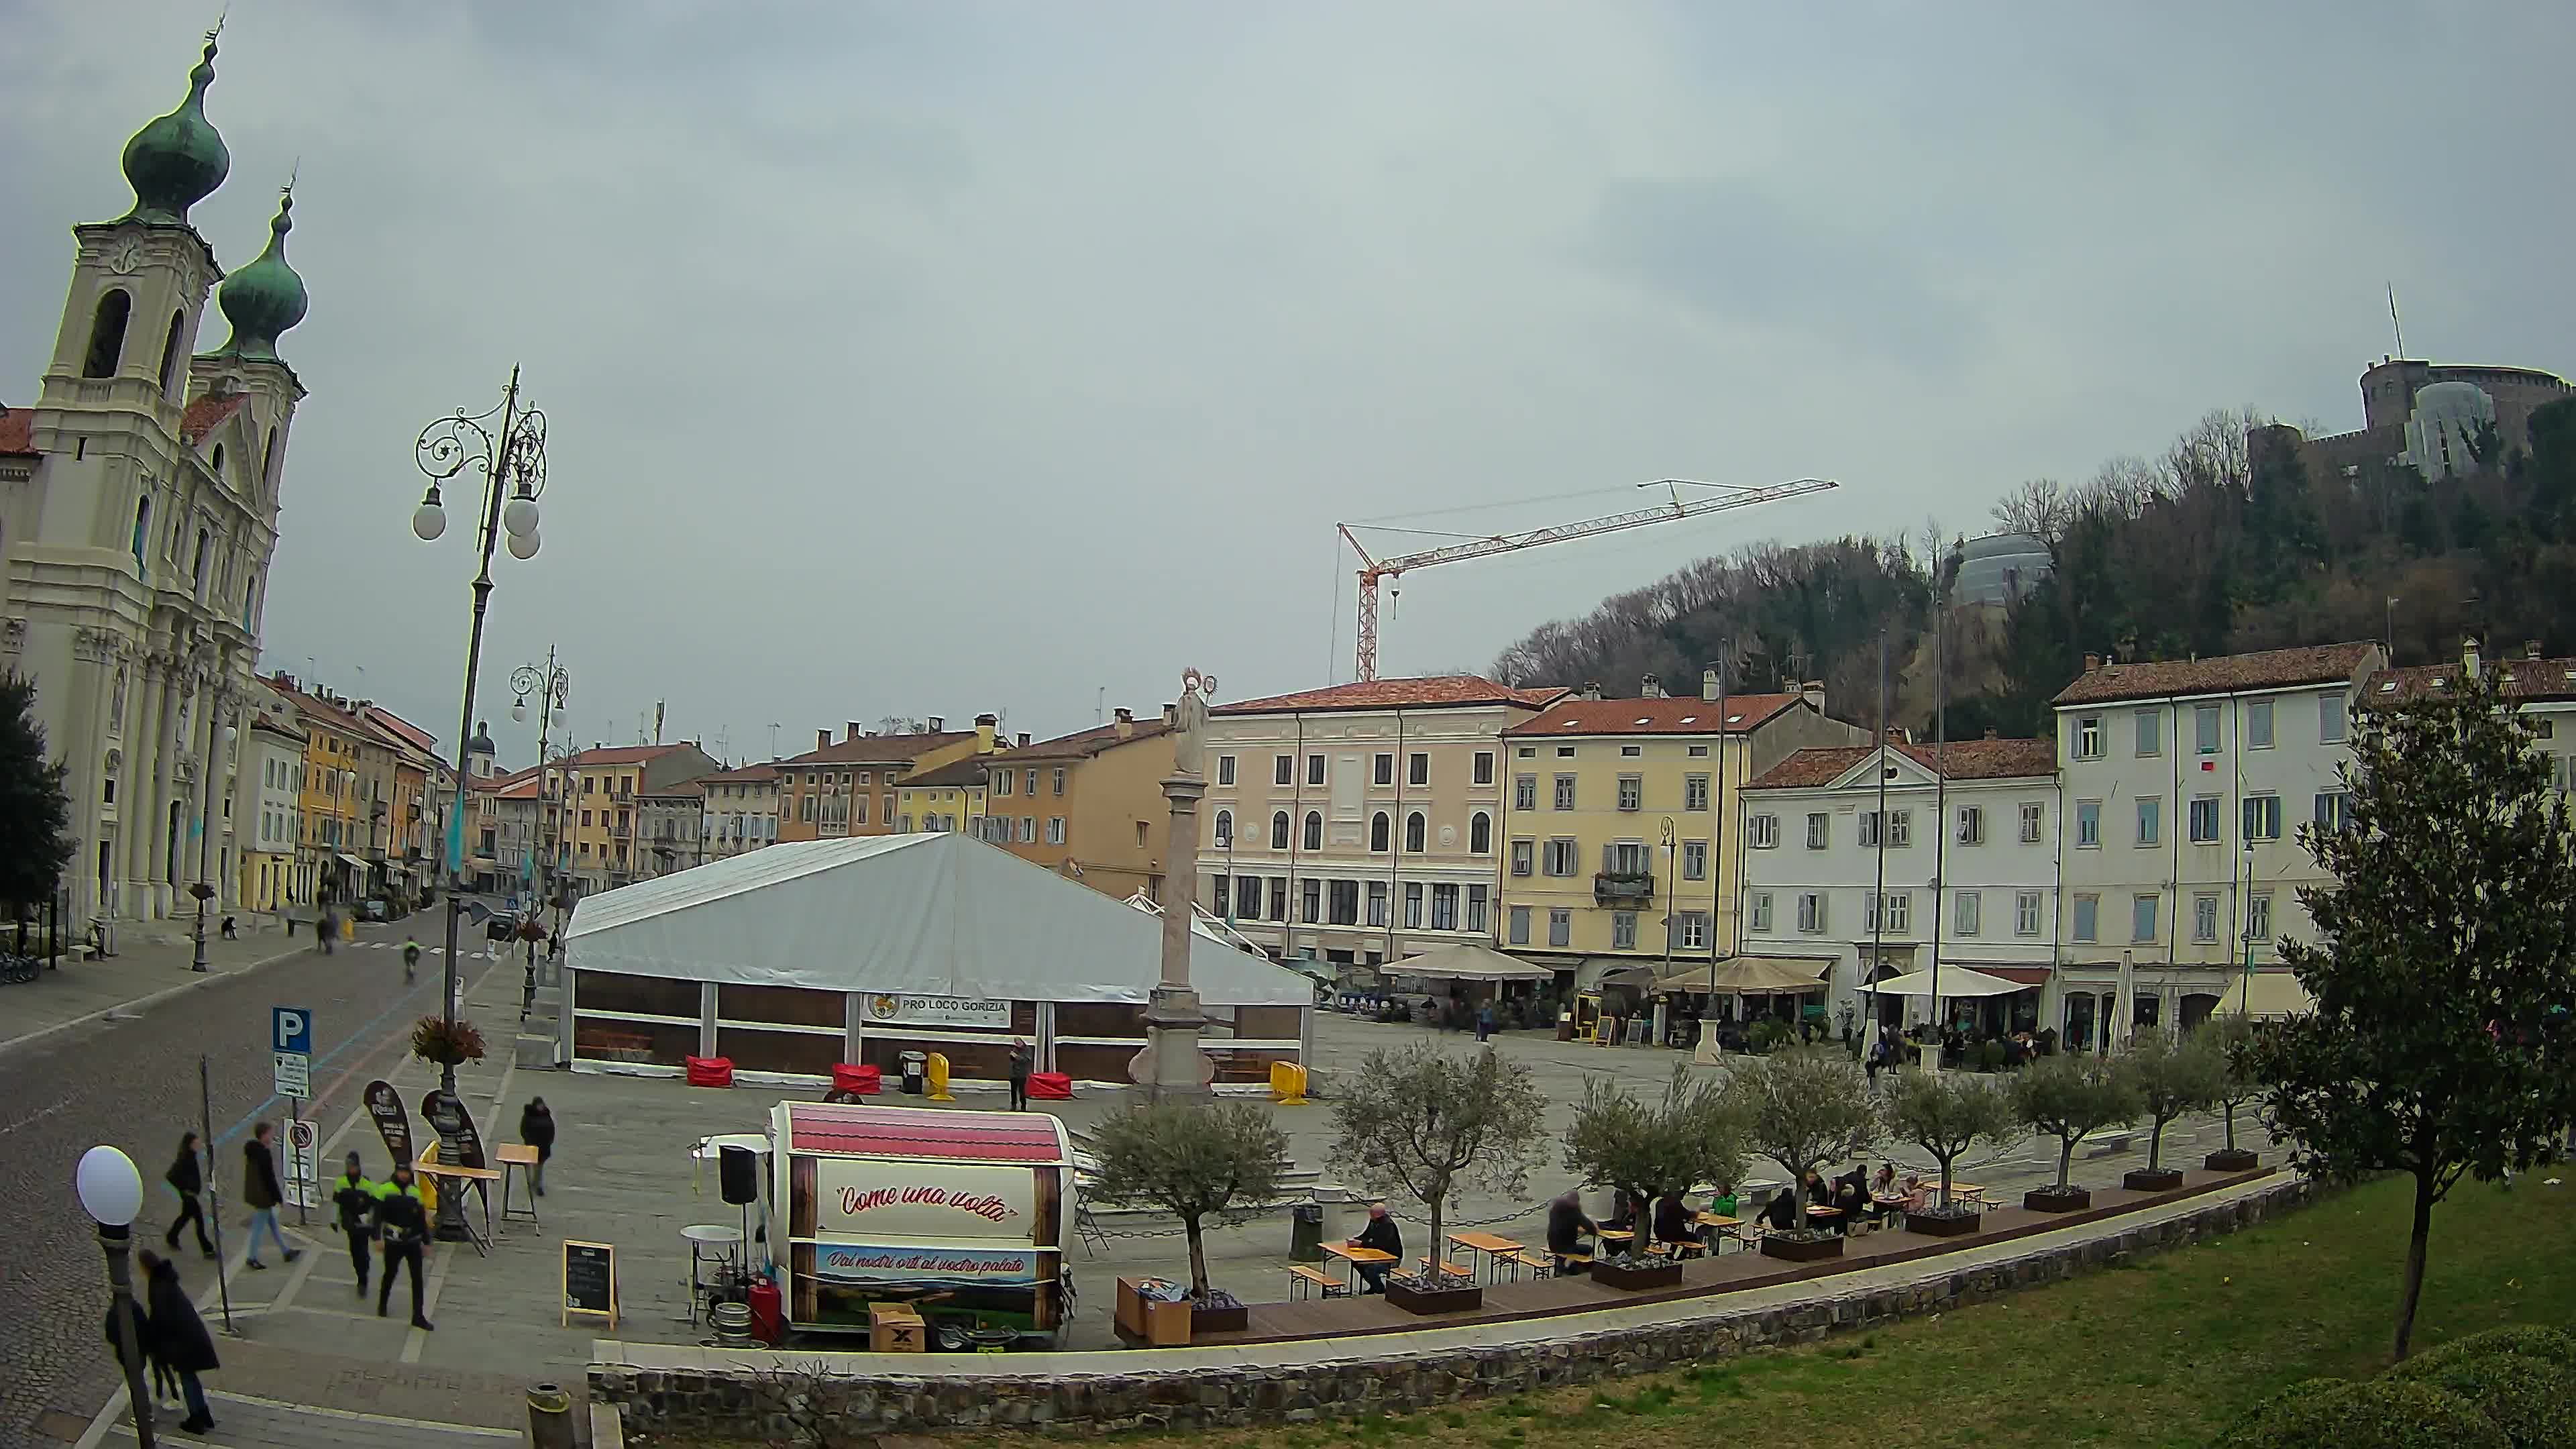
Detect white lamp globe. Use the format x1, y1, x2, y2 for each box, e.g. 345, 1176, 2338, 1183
75, 1145, 144, 1226
506, 528, 541, 561
502, 494, 540, 538
512, 698, 527, 724
412, 499, 447, 542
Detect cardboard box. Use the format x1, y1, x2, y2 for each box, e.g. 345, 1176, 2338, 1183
869, 1302, 925, 1353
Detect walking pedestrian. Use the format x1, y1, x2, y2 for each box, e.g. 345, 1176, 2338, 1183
1475, 1002, 1494, 1042
1006, 1039, 1033, 1112
518, 1097, 555, 1197
101, 1285, 159, 1412
241, 1122, 300, 1269
162, 1132, 214, 1259
371, 1165, 435, 1330
140, 1248, 220, 1434
331, 1152, 380, 1298
317, 908, 335, 955
219, 915, 237, 939
401, 936, 421, 983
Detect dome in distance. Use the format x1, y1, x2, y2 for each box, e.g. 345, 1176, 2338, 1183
120, 35, 230, 226
209, 191, 309, 362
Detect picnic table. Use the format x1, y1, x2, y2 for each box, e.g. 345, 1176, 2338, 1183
1321, 1240, 1397, 1293
1446, 1231, 1524, 1281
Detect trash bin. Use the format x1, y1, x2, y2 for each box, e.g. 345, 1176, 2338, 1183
1289, 1199, 1324, 1262
1556, 1010, 1575, 1042
900, 1050, 927, 1095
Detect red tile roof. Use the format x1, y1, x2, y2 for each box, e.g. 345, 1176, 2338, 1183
1214, 676, 1566, 716
987, 718, 1172, 761
0, 407, 35, 457
179, 392, 248, 445
775, 731, 977, 767
560, 743, 690, 767
1504, 693, 1803, 737
696, 763, 780, 784
2051, 643, 2380, 706
1748, 737, 2057, 790
2367, 655, 2576, 705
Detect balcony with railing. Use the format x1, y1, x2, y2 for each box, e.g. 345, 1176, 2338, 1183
1593, 871, 1655, 904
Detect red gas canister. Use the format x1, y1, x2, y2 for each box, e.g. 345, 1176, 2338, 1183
747, 1277, 784, 1345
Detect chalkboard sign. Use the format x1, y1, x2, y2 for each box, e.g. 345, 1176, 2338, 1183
561, 1239, 617, 1329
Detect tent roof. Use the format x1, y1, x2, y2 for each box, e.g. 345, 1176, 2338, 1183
1654, 956, 1831, 995
564, 833, 1311, 1007
2218, 969, 2312, 1019
1864, 966, 2027, 998
1386, 943, 1556, 982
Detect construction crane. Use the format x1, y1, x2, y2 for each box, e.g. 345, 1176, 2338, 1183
1337, 476, 1839, 681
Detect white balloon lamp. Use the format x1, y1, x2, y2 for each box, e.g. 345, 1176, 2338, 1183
76, 1145, 143, 1226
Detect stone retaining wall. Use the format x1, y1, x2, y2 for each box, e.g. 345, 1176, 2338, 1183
594, 1179, 2310, 1439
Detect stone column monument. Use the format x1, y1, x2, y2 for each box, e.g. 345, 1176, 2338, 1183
1135, 667, 1218, 1100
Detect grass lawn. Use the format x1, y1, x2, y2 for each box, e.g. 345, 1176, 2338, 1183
968, 1172, 2573, 1449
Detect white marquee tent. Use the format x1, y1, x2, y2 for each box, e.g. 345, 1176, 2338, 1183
564, 832, 1311, 1007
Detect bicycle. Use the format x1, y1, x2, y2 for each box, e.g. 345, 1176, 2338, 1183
1, 953, 42, 985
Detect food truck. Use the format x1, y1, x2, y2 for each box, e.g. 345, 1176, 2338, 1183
763, 1100, 1075, 1350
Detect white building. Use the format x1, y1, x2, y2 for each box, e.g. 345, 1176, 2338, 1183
2050, 642, 2383, 1044
1203, 676, 1564, 969
696, 762, 782, 861
1, 36, 309, 928
1738, 737, 2060, 1036
235, 694, 303, 912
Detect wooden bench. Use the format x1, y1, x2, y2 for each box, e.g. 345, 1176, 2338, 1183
1286, 1264, 1346, 1301
1415, 1257, 1475, 1285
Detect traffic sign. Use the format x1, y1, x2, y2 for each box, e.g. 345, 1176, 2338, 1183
272, 1007, 312, 1055
283, 1119, 320, 1208
272, 1052, 311, 1099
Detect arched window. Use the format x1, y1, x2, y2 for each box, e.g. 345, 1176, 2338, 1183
1405, 812, 1426, 853
1370, 812, 1390, 852
262, 426, 278, 488
1302, 810, 1322, 851
158, 310, 186, 394
1470, 810, 1492, 854
210, 443, 225, 480
84, 290, 132, 378
193, 527, 210, 584
1269, 811, 1290, 850
130, 495, 151, 572
1213, 809, 1232, 848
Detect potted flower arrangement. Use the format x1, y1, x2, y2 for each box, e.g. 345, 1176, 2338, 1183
1588, 1248, 1686, 1291
409, 1016, 486, 1067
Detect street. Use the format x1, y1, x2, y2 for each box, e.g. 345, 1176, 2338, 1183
0, 914, 509, 1446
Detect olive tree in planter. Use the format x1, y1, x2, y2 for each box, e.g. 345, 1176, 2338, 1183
1562, 1065, 1748, 1287
2122, 1028, 2226, 1191
2198, 1015, 2265, 1172
1723, 1051, 1877, 1262
1881, 1069, 2016, 1238
1085, 1099, 1288, 1329
2008, 1053, 2139, 1212
1330, 1042, 1547, 1313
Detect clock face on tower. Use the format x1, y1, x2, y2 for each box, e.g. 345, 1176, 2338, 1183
106, 237, 144, 275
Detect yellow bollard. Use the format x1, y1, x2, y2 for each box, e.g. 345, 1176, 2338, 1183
416, 1142, 441, 1213
926, 1052, 955, 1102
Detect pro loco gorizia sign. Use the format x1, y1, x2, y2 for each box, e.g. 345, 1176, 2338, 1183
814, 1242, 1042, 1286
816, 1160, 1034, 1240
861, 994, 1011, 1030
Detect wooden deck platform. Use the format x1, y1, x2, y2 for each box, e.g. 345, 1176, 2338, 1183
1190, 1166, 2274, 1347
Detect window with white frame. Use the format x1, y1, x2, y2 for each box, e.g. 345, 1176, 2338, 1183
2135, 708, 2161, 757
1465, 883, 1487, 933
1542, 838, 1578, 876
1514, 775, 1538, 810
1431, 883, 1458, 930
2246, 699, 2275, 749
1684, 774, 1710, 810
2313, 790, 2350, 833
1508, 905, 1531, 945
2015, 890, 2043, 936
1611, 911, 1637, 950
1548, 908, 1570, 947
1303, 810, 1323, 851
1409, 753, 1430, 787
1046, 817, 1065, 845
1366, 879, 1387, 926
1749, 891, 1774, 932
2076, 799, 2100, 847
1306, 753, 1325, 786
1678, 912, 1709, 950
1213, 810, 1233, 847
1681, 840, 1707, 880
2190, 795, 2220, 844
1888, 810, 1911, 847
2196, 704, 2221, 754
1956, 805, 1984, 845
1860, 811, 1882, 847
2132, 893, 2159, 943
1371, 812, 1391, 852
2245, 891, 2273, 941
1473, 751, 1494, 786
1216, 754, 1236, 786
1469, 811, 1491, 853
1749, 813, 1778, 849
1796, 892, 1826, 932
1510, 839, 1534, 875
2193, 893, 2219, 943
1404, 812, 1426, 852
1617, 775, 1642, 811
2075, 714, 2104, 759
2320, 693, 2347, 743
1274, 754, 1293, 786
2072, 893, 2098, 942
2242, 794, 2282, 841
1807, 812, 1829, 849
1864, 891, 1910, 933
1553, 775, 1576, 810
1018, 816, 1036, 843
1955, 890, 1981, 936
1271, 811, 1290, 849
2019, 800, 2043, 842
1373, 753, 1394, 786
2136, 796, 2161, 846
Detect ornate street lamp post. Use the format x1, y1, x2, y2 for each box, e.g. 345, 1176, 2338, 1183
411, 369, 548, 1236
76, 1146, 156, 1448
511, 650, 569, 927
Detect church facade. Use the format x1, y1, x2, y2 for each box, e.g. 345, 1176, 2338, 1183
0, 32, 311, 931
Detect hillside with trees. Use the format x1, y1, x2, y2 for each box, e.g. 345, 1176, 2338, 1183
1491, 397, 2576, 737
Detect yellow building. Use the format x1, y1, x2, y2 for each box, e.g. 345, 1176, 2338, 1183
1497, 676, 1863, 981
984, 708, 1175, 901
894, 757, 989, 833
549, 742, 722, 896
773, 714, 1000, 843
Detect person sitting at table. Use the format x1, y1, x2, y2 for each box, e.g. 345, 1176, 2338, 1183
1762, 1184, 1802, 1232
1709, 1183, 1739, 1219
1604, 1188, 1637, 1232
1545, 1189, 1599, 1274
1348, 1203, 1401, 1293
1832, 1163, 1872, 1228
1872, 1163, 1899, 1199
1651, 1189, 1703, 1258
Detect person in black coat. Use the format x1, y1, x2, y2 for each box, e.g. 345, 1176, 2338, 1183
101, 1291, 167, 1413
1348, 1203, 1402, 1293
1762, 1184, 1802, 1232
331, 1152, 379, 1297
162, 1133, 213, 1258
1545, 1189, 1599, 1274
1006, 1040, 1034, 1112
1652, 1189, 1701, 1257
519, 1097, 556, 1196
371, 1167, 435, 1330
139, 1249, 219, 1434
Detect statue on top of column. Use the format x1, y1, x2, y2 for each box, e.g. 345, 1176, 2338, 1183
1171, 667, 1218, 779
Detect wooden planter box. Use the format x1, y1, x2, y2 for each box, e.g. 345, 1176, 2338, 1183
1908, 1209, 1982, 1238
1383, 1279, 1484, 1316
2023, 1186, 2092, 1213
1190, 1300, 1249, 1335
2123, 1167, 2186, 1192
1590, 1258, 1685, 1291
1759, 1233, 1845, 1264
2204, 1149, 2260, 1173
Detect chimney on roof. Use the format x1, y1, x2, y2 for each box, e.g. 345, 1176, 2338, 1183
1641, 673, 1665, 699
1701, 668, 1720, 702
926, 716, 945, 733
1016, 732, 1031, 748
1581, 681, 1603, 701
817, 729, 830, 752
1115, 707, 1136, 739
974, 713, 998, 751
2528, 640, 2545, 661
1801, 680, 1825, 712
2463, 635, 2481, 681
2083, 653, 2101, 673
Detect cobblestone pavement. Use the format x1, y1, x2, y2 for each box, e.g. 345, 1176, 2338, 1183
0, 912, 517, 1447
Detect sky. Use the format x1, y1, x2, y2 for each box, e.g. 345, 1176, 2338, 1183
7, 1, 2572, 767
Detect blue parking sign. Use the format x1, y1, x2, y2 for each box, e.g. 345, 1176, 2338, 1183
272, 1006, 312, 1055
